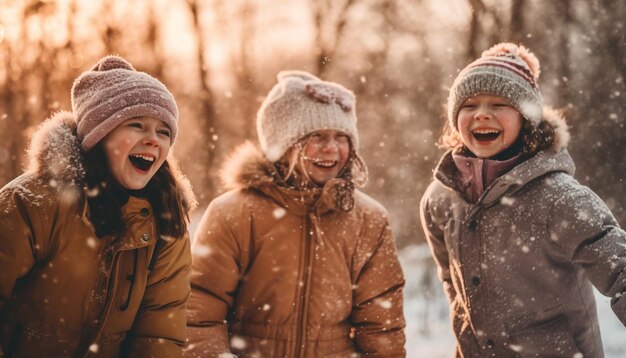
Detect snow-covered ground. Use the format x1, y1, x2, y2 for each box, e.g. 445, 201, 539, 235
399, 244, 626, 357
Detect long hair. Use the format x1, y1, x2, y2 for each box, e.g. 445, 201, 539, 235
84, 143, 190, 239
277, 135, 368, 189
439, 117, 555, 158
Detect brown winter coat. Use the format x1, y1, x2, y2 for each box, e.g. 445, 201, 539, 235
185, 143, 406, 357
0, 112, 195, 357
420, 110, 626, 357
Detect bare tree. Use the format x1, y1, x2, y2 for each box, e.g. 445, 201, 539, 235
311, 0, 357, 77
185, 0, 220, 201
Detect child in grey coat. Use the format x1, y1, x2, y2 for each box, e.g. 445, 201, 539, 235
420, 43, 626, 357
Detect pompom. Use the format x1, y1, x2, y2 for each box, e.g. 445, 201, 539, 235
91, 55, 135, 72
277, 70, 320, 82
482, 43, 540, 80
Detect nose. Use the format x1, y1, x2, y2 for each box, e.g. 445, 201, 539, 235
143, 131, 159, 147
320, 138, 340, 152
474, 104, 492, 120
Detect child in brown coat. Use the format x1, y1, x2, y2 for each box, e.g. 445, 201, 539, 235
186, 71, 406, 357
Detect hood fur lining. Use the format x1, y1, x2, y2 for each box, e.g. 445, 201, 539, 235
542, 106, 570, 152
220, 141, 276, 190
25, 111, 196, 211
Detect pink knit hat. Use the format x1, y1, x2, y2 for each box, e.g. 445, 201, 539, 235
256, 70, 358, 162
71, 55, 178, 150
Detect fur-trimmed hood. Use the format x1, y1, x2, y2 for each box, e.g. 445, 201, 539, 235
219, 141, 277, 191
433, 106, 577, 206
219, 141, 356, 214
542, 105, 570, 152
25, 111, 197, 211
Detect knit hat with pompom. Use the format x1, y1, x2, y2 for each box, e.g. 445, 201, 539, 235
447, 43, 543, 129
71, 55, 178, 150
256, 70, 358, 162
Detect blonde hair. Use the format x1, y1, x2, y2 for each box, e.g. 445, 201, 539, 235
280, 136, 368, 188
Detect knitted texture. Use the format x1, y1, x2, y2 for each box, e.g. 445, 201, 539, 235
71, 55, 178, 150
256, 70, 358, 162
448, 43, 543, 129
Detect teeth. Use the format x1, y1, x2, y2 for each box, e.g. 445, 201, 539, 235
130, 154, 155, 162
472, 129, 501, 134
314, 160, 336, 168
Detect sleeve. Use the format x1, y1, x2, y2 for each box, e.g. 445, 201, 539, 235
547, 182, 626, 326
184, 200, 248, 358
419, 185, 456, 304
0, 185, 45, 317
420, 185, 469, 344
125, 231, 192, 358
350, 221, 406, 357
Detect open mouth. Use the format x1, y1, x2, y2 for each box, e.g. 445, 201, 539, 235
128, 154, 156, 172
312, 160, 338, 169
472, 129, 501, 142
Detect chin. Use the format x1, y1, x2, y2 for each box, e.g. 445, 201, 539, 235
120, 180, 150, 190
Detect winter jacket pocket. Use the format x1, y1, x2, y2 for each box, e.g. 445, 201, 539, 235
506, 306, 582, 357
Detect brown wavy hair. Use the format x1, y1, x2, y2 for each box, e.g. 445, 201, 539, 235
84, 143, 191, 239
439, 118, 556, 157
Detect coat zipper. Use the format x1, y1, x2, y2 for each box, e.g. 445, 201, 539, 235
294, 213, 315, 357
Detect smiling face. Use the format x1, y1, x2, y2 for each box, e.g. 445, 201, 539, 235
457, 94, 523, 159
296, 129, 351, 186
102, 116, 172, 190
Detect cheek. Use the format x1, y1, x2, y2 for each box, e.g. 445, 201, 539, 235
339, 144, 350, 162
303, 143, 317, 158
457, 114, 471, 131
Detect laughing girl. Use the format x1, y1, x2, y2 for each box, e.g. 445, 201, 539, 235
420, 43, 626, 357
185, 71, 406, 357
0, 56, 196, 357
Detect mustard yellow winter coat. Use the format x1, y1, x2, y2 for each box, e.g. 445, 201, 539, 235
185, 143, 406, 357
0, 112, 195, 357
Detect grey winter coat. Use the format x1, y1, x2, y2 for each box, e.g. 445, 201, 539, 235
420, 112, 626, 358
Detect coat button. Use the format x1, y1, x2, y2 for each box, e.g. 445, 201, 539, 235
468, 220, 478, 230
140, 233, 150, 242
140, 208, 150, 217
472, 276, 481, 286
486, 338, 495, 348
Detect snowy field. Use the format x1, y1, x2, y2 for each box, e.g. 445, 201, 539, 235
399, 244, 626, 357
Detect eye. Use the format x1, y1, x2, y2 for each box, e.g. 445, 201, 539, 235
157, 129, 171, 137
336, 134, 349, 142
461, 104, 477, 110
127, 122, 142, 128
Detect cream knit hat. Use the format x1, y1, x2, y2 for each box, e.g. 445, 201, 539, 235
256, 70, 358, 162
448, 43, 543, 129
71, 55, 178, 150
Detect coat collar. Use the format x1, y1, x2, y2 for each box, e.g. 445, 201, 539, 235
433, 108, 575, 206
25, 111, 196, 211
220, 141, 352, 215
435, 149, 575, 206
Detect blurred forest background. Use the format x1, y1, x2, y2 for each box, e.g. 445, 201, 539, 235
0, 0, 624, 248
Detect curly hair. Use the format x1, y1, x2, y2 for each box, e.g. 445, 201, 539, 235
439, 118, 555, 158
